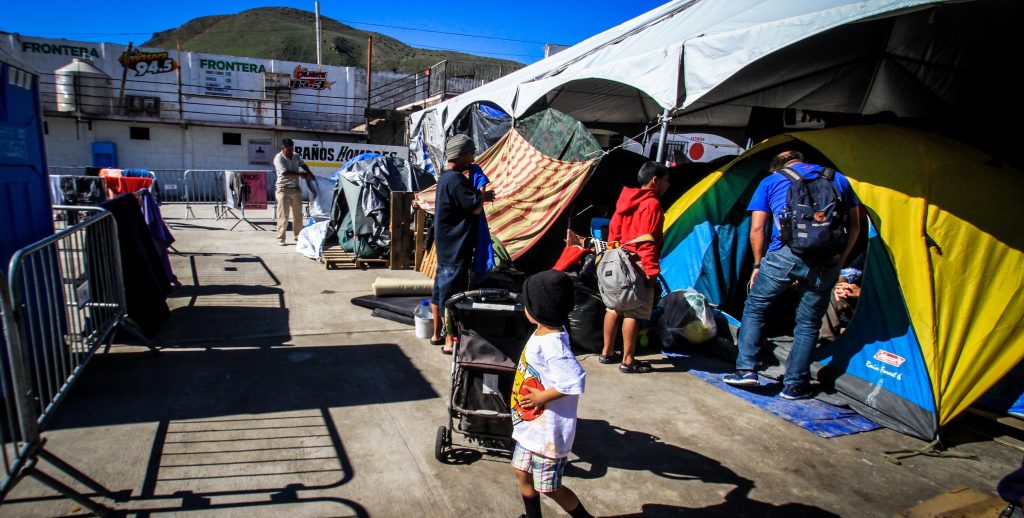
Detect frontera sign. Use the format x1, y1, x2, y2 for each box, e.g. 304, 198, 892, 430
199, 59, 266, 74
21, 41, 100, 58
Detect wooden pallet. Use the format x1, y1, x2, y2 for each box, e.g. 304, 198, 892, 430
321, 246, 357, 270
321, 246, 391, 270
418, 243, 437, 279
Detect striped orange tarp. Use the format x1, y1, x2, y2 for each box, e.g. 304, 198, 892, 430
414, 129, 597, 260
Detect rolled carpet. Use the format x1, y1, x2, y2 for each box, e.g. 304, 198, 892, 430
371, 276, 434, 296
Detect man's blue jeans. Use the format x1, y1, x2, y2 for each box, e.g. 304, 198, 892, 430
735, 246, 839, 387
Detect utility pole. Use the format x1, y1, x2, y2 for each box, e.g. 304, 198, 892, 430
366, 36, 373, 110
315, 1, 322, 68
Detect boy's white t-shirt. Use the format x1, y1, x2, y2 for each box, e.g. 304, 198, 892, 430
510, 331, 586, 459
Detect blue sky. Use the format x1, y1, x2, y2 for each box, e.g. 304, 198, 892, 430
1, 0, 667, 64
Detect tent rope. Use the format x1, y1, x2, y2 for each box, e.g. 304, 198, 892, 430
881, 439, 981, 465
581, 112, 669, 161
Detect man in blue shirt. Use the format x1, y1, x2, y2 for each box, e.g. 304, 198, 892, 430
723, 150, 861, 399
430, 134, 495, 353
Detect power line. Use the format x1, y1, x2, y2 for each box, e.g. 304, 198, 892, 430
338, 20, 549, 45
12, 18, 554, 46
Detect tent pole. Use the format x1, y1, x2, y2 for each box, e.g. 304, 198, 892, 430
655, 108, 671, 163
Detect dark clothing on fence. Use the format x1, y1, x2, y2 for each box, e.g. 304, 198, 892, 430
434, 169, 482, 265
100, 194, 171, 336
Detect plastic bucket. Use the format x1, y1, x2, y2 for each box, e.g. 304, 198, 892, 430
414, 316, 432, 339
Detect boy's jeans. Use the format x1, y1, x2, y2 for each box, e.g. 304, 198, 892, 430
735, 246, 839, 387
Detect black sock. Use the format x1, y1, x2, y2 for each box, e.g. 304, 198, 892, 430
522, 494, 542, 518
567, 500, 593, 518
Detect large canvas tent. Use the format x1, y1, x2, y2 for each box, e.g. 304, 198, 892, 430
660, 125, 1023, 440
410, 0, 1020, 161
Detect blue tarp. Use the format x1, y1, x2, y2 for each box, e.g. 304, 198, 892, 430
662, 350, 881, 438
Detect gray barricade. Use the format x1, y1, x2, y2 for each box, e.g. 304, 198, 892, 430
0, 207, 152, 515
182, 169, 228, 219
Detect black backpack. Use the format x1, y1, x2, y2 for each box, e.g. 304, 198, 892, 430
776, 167, 848, 260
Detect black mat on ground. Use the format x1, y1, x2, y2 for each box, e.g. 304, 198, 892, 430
371, 308, 414, 326
351, 295, 423, 316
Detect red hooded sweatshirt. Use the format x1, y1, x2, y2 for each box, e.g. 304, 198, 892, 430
607, 186, 664, 277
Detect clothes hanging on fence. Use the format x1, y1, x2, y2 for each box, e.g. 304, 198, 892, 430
123, 169, 159, 202
100, 194, 171, 336
103, 176, 153, 198
99, 168, 153, 198
58, 176, 106, 205
224, 171, 268, 210
50, 176, 66, 205
139, 189, 177, 285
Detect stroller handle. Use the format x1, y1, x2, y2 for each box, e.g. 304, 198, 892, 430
445, 289, 513, 310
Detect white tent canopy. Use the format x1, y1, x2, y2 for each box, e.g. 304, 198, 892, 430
411, 0, 1017, 134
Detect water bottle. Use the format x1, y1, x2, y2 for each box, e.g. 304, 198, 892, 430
414, 300, 432, 339
415, 300, 431, 319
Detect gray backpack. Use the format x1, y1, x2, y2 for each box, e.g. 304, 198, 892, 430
596, 234, 654, 311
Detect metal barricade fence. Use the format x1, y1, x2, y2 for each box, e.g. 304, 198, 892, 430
0, 207, 151, 515
181, 169, 277, 221
181, 169, 227, 219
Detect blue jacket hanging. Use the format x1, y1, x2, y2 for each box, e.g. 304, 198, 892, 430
470, 164, 495, 280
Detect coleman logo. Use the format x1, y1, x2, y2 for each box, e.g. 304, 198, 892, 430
813, 212, 827, 222
873, 350, 906, 368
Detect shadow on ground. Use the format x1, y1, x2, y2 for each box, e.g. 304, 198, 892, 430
20, 344, 435, 516
569, 419, 839, 517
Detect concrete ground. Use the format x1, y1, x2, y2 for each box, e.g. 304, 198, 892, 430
0, 205, 1018, 517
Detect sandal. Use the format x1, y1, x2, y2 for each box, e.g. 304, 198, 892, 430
441, 345, 454, 355
619, 360, 653, 374
429, 337, 445, 346
598, 354, 620, 364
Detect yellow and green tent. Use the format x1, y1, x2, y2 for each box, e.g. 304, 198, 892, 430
660, 125, 1024, 439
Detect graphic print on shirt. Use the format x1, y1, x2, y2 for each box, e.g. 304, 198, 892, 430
510, 349, 545, 425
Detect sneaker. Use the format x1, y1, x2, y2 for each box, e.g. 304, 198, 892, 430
723, 370, 759, 386
780, 383, 813, 400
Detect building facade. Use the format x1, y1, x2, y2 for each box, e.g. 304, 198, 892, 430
3, 33, 409, 173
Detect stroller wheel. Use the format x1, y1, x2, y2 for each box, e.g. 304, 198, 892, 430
435, 426, 449, 462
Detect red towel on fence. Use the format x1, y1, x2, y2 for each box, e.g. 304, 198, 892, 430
103, 176, 153, 198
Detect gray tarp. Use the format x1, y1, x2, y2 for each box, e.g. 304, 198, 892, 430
324, 155, 435, 257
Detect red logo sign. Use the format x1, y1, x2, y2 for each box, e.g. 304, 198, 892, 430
119, 49, 177, 76
290, 65, 335, 90
873, 350, 906, 368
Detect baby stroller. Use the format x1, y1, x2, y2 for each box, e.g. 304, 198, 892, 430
435, 289, 533, 462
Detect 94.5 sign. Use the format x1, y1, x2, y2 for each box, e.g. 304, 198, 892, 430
119, 49, 178, 76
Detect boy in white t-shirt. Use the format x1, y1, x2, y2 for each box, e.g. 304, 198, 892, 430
510, 270, 593, 518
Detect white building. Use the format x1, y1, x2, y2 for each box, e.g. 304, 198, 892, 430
3, 33, 409, 173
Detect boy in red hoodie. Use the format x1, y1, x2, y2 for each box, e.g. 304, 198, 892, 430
600, 162, 669, 373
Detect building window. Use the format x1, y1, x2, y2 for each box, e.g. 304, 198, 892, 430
130, 127, 150, 140
223, 132, 242, 145
43, 121, 48, 135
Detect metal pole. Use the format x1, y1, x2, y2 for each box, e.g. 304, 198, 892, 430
176, 42, 184, 122
655, 108, 671, 163
116, 42, 133, 116
366, 36, 373, 109
315, 1, 322, 68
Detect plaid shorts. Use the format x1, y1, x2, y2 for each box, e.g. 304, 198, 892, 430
511, 443, 568, 493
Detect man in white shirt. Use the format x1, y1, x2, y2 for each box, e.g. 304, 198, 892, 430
273, 138, 313, 245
